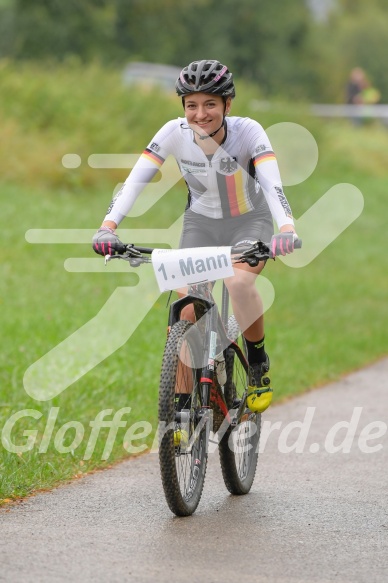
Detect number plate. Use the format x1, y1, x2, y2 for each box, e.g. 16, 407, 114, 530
152, 247, 234, 292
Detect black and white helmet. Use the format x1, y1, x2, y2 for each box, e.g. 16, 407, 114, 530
176, 60, 235, 98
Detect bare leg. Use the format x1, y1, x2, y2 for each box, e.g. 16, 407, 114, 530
175, 335, 194, 395
224, 260, 266, 341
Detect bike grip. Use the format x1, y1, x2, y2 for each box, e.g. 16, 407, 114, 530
294, 238, 302, 249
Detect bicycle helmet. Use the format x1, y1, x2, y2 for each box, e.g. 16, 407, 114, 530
176, 60, 235, 98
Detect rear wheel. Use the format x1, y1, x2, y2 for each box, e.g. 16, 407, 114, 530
158, 320, 207, 516
218, 316, 260, 495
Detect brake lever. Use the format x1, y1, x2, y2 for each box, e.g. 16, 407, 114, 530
125, 244, 142, 257
238, 241, 269, 257
235, 256, 258, 267
129, 257, 145, 267
104, 252, 135, 265
104, 254, 115, 264
234, 243, 271, 266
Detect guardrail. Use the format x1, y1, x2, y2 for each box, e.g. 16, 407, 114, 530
250, 100, 388, 120
311, 104, 388, 119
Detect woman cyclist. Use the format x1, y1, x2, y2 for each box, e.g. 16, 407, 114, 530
92, 59, 298, 413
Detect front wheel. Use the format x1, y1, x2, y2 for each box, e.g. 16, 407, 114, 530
218, 317, 260, 495
158, 320, 208, 516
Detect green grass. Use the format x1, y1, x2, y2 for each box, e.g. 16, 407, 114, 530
1, 61, 387, 502
0, 182, 183, 500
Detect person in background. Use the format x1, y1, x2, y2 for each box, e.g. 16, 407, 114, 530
346, 67, 381, 125
346, 67, 369, 105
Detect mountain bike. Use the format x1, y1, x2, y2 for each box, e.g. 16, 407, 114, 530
105, 239, 301, 516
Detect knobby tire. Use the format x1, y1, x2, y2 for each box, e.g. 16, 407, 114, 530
158, 320, 207, 516
218, 316, 261, 495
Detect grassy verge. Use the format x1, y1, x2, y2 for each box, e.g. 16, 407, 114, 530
1, 61, 387, 502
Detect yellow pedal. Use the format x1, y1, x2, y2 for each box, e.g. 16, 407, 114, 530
246, 387, 273, 413
174, 429, 189, 447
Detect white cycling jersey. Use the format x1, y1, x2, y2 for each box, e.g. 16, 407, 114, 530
104, 116, 294, 229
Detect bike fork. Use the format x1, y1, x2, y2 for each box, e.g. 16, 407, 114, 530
196, 308, 219, 437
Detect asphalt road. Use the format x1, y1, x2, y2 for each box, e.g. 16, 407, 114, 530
1, 359, 387, 583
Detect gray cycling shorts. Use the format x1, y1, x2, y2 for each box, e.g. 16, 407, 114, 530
179, 208, 274, 249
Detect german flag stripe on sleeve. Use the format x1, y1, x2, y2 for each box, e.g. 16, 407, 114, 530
142, 148, 165, 166
253, 150, 276, 167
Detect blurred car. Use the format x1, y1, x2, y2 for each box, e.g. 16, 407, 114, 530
122, 62, 181, 91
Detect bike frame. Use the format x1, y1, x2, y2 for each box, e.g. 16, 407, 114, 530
105, 239, 301, 425
167, 281, 249, 420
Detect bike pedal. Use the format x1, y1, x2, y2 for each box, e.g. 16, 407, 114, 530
174, 428, 189, 447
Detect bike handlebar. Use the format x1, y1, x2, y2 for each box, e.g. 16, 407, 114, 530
106, 238, 302, 267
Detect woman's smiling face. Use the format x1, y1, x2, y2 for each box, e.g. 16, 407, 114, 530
184, 93, 231, 139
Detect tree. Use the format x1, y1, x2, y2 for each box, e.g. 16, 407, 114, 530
321, 0, 388, 101
116, 0, 312, 97
6, 0, 386, 103
2, 0, 115, 61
